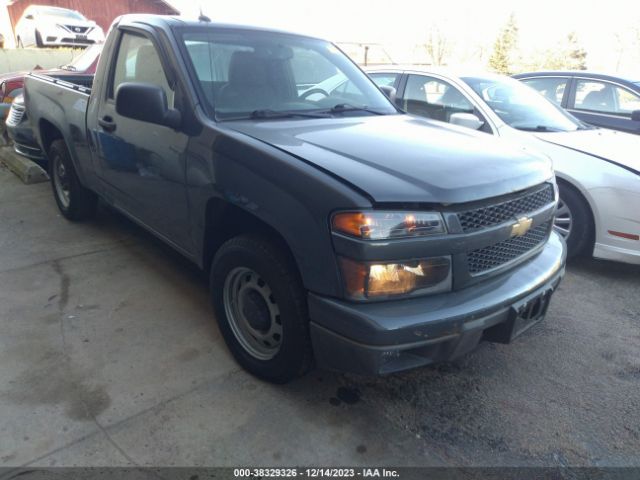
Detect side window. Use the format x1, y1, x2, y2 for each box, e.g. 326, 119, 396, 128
615, 86, 640, 114
573, 80, 640, 116
110, 32, 174, 108
403, 74, 473, 122
521, 77, 568, 105
369, 73, 398, 88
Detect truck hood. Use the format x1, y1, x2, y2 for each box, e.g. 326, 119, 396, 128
227, 114, 552, 204
534, 128, 640, 175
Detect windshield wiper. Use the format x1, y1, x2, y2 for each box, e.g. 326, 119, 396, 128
516, 125, 564, 132
250, 109, 330, 119
324, 103, 385, 115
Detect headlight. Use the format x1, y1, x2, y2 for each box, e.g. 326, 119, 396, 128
339, 256, 452, 300
332, 211, 446, 240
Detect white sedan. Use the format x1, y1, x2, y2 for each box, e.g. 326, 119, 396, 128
367, 67, 640, 264
15, 5, 104, 48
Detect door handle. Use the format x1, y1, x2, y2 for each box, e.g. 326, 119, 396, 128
98, 116, 116, 132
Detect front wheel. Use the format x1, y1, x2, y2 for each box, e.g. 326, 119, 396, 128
35, 30, 43, 48
554, 182, 593, 259
49, 139, 98, 221
210, 235, 312, 383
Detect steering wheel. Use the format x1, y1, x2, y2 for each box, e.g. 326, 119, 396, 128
300, 88, 330, 101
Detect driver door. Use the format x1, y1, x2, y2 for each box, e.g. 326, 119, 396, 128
89, 30, 192, 252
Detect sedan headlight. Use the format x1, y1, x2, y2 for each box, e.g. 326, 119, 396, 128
339, 256, 452, 300
332, 211, 446, 240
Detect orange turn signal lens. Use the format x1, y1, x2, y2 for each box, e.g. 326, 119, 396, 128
332, 211, 445, 240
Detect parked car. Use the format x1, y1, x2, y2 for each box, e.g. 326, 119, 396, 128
15, 5, 104, 48
5, 93, 42, 159
367, 67, 640, 264
513, 71, 640, 135
25, 16, 565, 382
2, 44, 101, 158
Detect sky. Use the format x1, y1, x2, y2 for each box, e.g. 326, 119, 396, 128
168, 0, 640, 74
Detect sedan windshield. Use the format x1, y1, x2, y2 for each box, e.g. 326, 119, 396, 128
180, 29, 397, 120
462, 76, 583, 132
40, 7, 86, 20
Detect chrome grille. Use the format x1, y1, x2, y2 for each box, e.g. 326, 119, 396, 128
467, 222, 551, 275
457, 184, 554, 232
66, 25, 89, 34
6, 104, 25, 127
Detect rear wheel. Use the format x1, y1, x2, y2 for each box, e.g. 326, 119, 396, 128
17, 37, 23, 48
49, 139, 98, 221
554, 181, 593, 258
210, 235, 313, 383
35, 30, 43, 48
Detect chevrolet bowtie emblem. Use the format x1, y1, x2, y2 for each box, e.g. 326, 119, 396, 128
511, 216, 533, 237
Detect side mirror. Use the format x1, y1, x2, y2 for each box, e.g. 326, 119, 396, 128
380, 85, 397, 104
115, 82, 181, 129
25, 14, 34, 20
631, 110, 640, 122
449, 112, 484, 130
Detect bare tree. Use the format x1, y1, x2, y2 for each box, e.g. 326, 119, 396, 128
424, 27, 451, 66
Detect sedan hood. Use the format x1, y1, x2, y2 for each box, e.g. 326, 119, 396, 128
227, 114, 552, 204
535, 128, 640, 174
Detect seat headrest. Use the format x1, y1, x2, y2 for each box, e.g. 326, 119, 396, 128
134, 45, 165, 83
582, 89, 609, 109
228, 51, 269, 86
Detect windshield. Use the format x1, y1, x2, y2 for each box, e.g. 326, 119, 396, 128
39, 7, 86, 20
462, 76, 583, 132
180, 29, 396, 120
61, 44, 102, 71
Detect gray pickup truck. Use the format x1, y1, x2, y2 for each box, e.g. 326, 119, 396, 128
25, 14, 566, 383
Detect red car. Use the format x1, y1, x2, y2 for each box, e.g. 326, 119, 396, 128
1, 43, 101, 120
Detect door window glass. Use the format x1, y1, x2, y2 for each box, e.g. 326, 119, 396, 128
110, 32, 174, 107
369, 73, 399, 88
573, 80, 640, 116
521, 77, 568, 105
404, 74, 473, 122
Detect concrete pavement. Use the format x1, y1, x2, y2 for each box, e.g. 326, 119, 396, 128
1, 163, 639, 468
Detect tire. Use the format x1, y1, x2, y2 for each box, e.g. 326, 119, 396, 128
49, 139, 98, 221
554, 181, 593, 259
35, 30, 43, 48
17, 37, 23, 48
210, 234, 313, 383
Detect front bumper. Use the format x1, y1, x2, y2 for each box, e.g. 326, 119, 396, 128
309, 231, 566, 375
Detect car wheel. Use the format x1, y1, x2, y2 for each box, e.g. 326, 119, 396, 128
35, 30, 43, 48
211, 234, 313, 383
554, 181, 593, 259
17, 37, 23, 48
49, 139, 98, 221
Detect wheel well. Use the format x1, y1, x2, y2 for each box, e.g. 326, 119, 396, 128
556, 177, 596, 248
202, 199, 300, 276
38, 119, 63, 158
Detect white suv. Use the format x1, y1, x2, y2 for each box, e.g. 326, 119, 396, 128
15, 5, 104, 48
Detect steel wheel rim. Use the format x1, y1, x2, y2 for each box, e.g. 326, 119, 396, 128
223, 267, 282, 360
554, 197, 573, 239
53, 155, 71, 209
